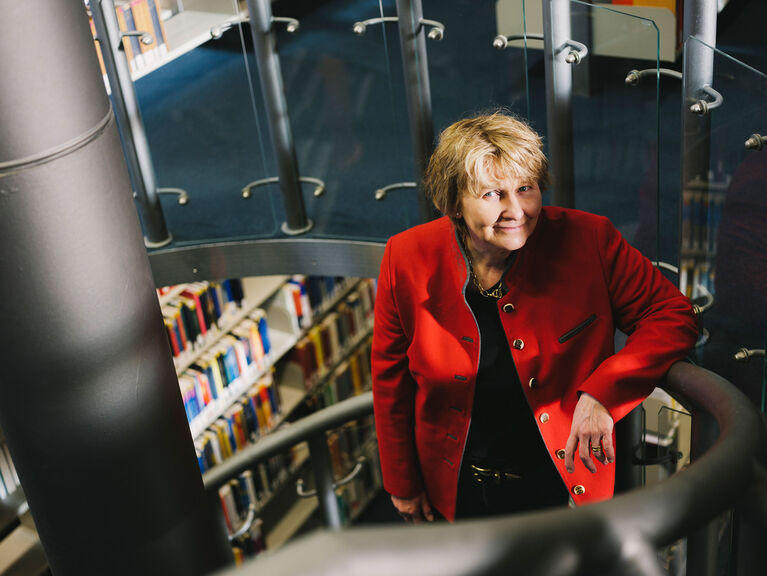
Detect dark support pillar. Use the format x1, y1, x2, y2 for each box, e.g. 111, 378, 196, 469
245, 0, 312, 235
0, 2, 232, 574
395, 0, 437, 223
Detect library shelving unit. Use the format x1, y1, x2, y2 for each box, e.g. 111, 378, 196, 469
91, 0, 244, 82
160, 274, 382, 564
133, 0, 244, 81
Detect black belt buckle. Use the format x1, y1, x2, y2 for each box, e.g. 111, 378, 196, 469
470, 464, 522, 485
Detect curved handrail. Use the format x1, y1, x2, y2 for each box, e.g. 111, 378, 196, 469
148, 238, 386, 287
202, 392, 374, 492
210, 362, 766, 575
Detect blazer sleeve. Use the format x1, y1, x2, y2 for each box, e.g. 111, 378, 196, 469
577, 216, 699, 422
371, 238, 425, 498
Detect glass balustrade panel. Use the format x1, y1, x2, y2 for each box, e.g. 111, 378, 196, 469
421, 0, 538, 142
133, 0, 279, 246
682, 37, 767, 416
274, 0, 418, 242
538, 1, 661, 260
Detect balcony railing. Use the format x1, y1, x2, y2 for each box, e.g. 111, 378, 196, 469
206, 361, 767, 576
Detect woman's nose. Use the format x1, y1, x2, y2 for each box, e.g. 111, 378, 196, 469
501, 195, 524, 219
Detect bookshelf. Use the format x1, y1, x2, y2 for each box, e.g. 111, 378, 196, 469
182, 275, 381, 563
132, 8, 239, 81
160, 273, 380, 548
90, 0, 244, 83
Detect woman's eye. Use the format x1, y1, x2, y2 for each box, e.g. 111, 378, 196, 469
483, 190, 500, 198
518, 185, 531, 193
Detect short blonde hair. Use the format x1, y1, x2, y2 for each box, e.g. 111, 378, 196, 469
424, 111, 549, 220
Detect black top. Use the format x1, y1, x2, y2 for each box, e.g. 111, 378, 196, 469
463, 288, 551, 472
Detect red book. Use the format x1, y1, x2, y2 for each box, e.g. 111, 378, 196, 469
181, 288, 208, 336
164, 319, 180, 356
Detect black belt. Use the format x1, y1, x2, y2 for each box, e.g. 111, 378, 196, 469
470, 464, 522, 484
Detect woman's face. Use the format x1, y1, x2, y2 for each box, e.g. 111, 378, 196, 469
459, 172, 542, 259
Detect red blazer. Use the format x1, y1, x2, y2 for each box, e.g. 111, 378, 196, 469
371, 208, 698, 521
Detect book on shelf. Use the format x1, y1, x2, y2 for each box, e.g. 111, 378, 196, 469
146, 0, 169, 58
278, 280, 376, 392
159, 279, 245, 363
195, 373, 282, 474
119, 2, 144, 71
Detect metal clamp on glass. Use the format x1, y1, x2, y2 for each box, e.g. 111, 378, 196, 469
242, 176, 325, 199
419, 18, 445, 41
375, 181, 416, 201
227, 505, 257, 541
745, 134, 767, 151
295, 457, 366, 498
156, 187, 189, 205
690, 284, 714, 316
690, 85, 723, 116
493, 33, 544, 50
734, 348, 766, 362
120, 29, 153, 47
211, 15, 299, 39
353, 16, 444, 40
241, 176, 324, 235
560, 39, 588, 65
272, 16, 300, 33
625, 68, 683, 86
210, 15, 246, 39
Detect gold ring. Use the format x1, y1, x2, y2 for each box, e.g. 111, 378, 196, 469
591, 445, 603, 453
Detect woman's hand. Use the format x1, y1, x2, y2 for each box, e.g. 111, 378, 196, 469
564, 392, 615, 474
391, 492, 434, 523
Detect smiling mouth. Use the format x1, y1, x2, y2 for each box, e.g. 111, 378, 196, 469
495, 223, 525, 230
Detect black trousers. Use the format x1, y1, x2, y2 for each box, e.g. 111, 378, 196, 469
454, 459, 570, 520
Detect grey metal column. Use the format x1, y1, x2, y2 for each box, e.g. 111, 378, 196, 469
395, 0, 437, 223
307, 433, 344, 530
90, 0, 173, 248
681, 4, 719, 572
245, 0, 312, 235
542, 0, 576, 208
681, 0, 717, 199
0, 2, 232, 574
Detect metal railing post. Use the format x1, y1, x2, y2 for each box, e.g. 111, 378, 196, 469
90, 0, 173, 248
681, 2, 719, 573
395, 0, 438, 223
244, 0, 312, 235
542, 0, 576, 208
681, 0, 718, 197
307, 433, 344, 530
688, 409, 721, 576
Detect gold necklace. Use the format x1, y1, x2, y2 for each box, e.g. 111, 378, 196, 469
470, 268, 505, 299
460, 234, 506, 299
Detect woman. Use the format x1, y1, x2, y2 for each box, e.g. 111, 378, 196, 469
371, 112, 698, 523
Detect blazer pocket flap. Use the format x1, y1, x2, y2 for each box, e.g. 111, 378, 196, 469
558, 314, 598, 344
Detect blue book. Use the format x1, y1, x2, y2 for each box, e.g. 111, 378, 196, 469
257, 316, 271, 355
266, 381, 280, 415
223, 347, 240, 382
121, 6, 143, 68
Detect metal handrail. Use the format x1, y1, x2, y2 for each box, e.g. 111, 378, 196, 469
202, 391, 374, 492
211, 362, 766, 576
